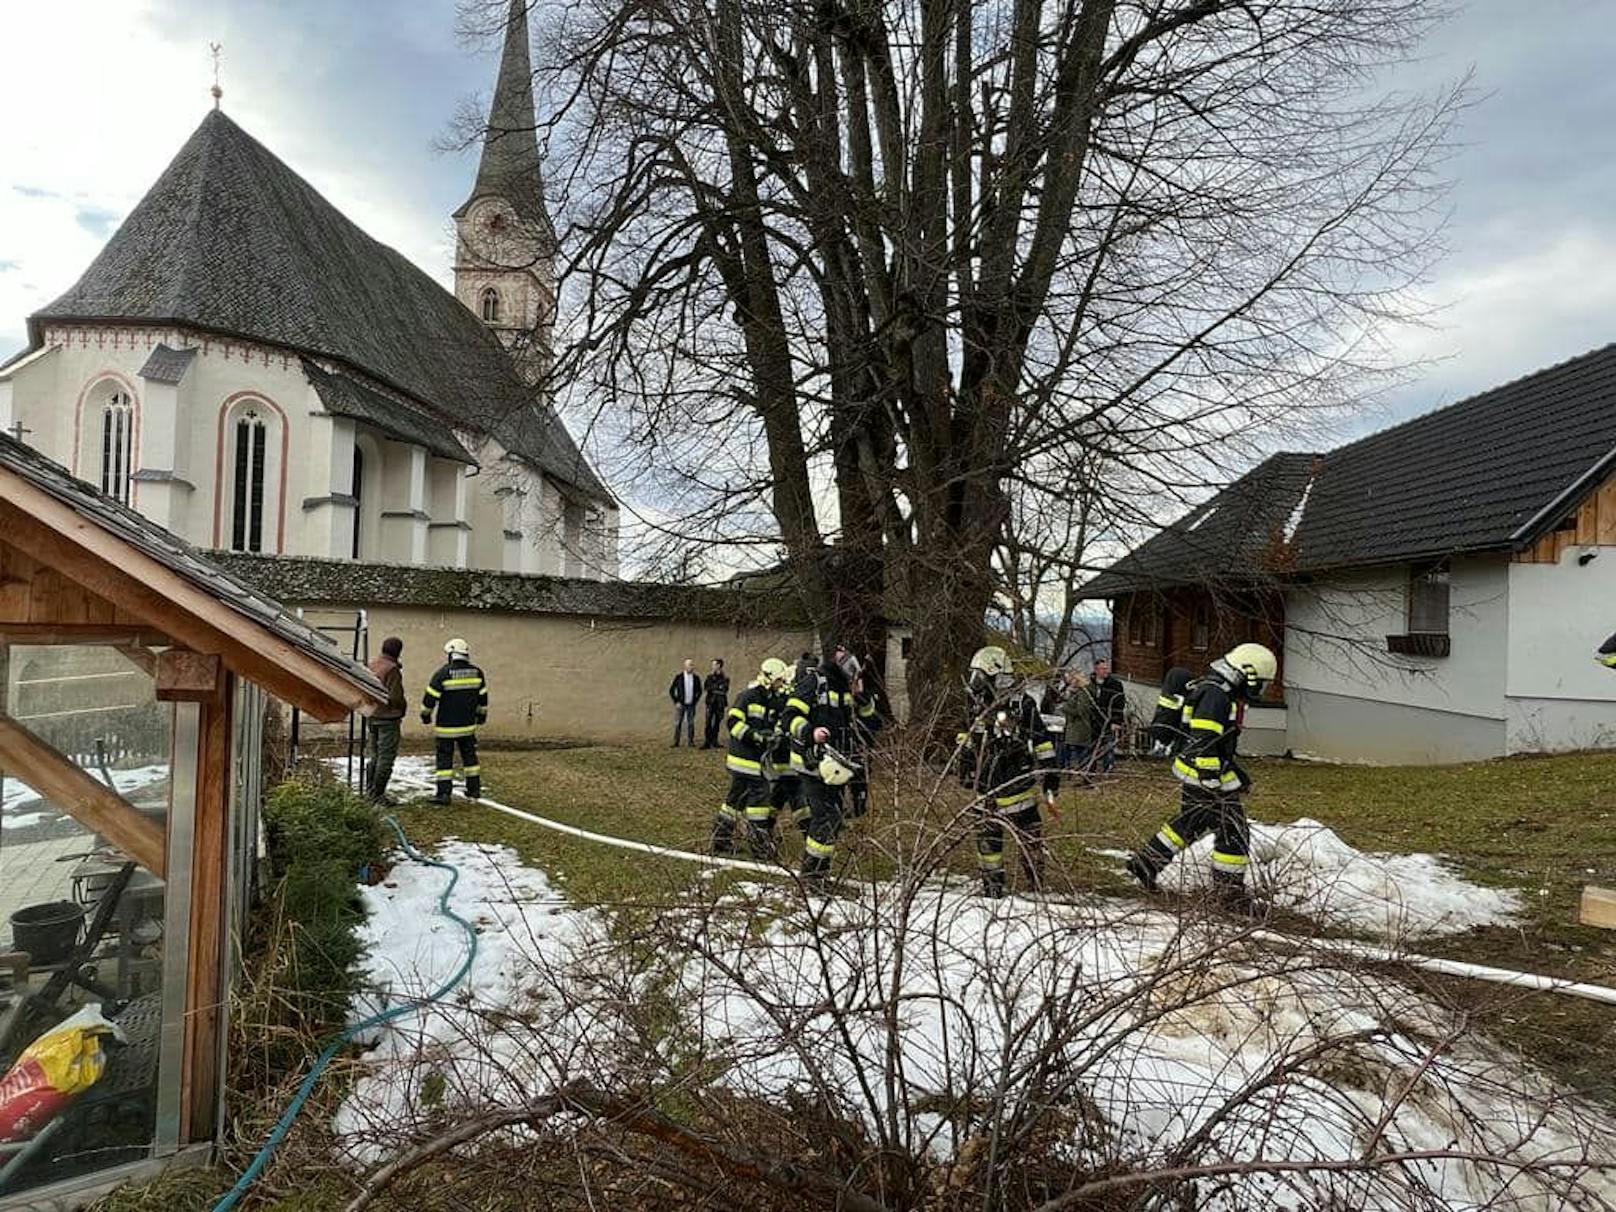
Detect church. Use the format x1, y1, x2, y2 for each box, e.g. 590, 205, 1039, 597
0, 1, 617, 580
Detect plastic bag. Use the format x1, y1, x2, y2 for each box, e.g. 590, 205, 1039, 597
0, 1005, 125, 1143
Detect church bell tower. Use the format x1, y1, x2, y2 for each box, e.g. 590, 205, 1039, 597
453, 0, 555, 386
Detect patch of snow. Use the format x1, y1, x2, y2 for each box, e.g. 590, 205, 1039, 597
338, 845, 1609, 1211
1, 764, 168, 816
1, 812, 48, 832
1144, 817, 1519, 938
1283, 478, 1314, 542
1186, 504, 1217, 532
323, 753, 437, 792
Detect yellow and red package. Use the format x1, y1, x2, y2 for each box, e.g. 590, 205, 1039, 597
0, 1006, 123, 1143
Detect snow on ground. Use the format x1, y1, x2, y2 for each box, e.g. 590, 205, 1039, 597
0, 763, 169, 816
341, 843, 1612, 1209
1138, 817, 1520, 938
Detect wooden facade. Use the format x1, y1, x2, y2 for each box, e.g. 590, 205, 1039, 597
1111, 586, 1287, 700
1513, 475, 1616, 564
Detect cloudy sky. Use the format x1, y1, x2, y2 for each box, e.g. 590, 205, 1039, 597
1, 0, 1613, 444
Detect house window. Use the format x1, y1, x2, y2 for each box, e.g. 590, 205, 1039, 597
481, 287, 502, 324
1127, 598, 1160, 648
1408, 563, 1451, 634
1191, 600, 1211, 651
100, 391, 134, 504
231, 410, 268, 552
900, 636, 913, 660
351, 446, 364, 559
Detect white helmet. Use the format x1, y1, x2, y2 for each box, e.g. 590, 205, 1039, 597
817, 745, 859, 787
969, 646, 1011, 677
1223, 642, 1277, 693
760, 657, 790, 688
444, 637, 470, 658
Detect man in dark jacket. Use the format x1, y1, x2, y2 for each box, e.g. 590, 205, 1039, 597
365, 636, 406, 804
421, 638, 488, 805
1088, 659, 1127, 772
700, 659, 731, 749
668, 659, 701, 746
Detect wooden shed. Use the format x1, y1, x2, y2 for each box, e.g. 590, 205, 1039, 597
0, 432, 383, 1207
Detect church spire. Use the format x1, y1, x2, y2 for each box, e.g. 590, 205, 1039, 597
457, 0, 549, 229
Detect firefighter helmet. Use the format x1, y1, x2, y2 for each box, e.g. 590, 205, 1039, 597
969, 646, 1012, 677
760, 657, 790, 687
817, 745, 859, 787
1223, 642, 1277, 693
444, 637, 470, 658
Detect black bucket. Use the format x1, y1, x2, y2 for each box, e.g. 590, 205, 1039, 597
10, 901, 86, 966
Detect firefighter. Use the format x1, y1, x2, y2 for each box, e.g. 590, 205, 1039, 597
1148, 666, 1195, 756
711, 657, 793, 859
420, 637, 488, 805
1125, 642, 1277, 912
1598, 631, 1616, 669
782, 647, 863, 887
956, 646, 1060, 898
833, 644, 882, 818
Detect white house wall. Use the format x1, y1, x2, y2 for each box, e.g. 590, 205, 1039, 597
1283, 557, 1509, 763
1504, 546, 1616, 752
0, 327, 611, 580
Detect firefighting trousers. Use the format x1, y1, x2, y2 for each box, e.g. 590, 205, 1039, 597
711, 772, 776, 859
1139, 784, 1250, 883
772, 774, 808, 830
975, 796, 1045, 897
434, 733, 481, 801
800, 778, 844, 884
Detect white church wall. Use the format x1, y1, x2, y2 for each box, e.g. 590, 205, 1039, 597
377, 439, 429, 565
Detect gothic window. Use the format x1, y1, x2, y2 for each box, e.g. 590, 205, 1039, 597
480, 287, 502, 324
231, 408, 268, 552
100, 390, 134, 504
351, 446, 364, 559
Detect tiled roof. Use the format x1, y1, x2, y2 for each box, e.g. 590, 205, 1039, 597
452, 0, 553, 235
302, 360, 475, 465
1083, 342, 1616, 594
136, 343, 196, 384
26, 110, 606, 502
1081, 454, 1319, 598
0, 430, 385, 700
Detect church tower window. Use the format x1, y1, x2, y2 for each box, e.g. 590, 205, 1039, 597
480, 287, 502, 324
231, 409, 267, 552
100, 390, 134, 505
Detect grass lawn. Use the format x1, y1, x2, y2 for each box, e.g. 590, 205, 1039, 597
389, 740, 1616, 1106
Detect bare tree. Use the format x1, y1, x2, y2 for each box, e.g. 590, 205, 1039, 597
472, 0, 1459, 714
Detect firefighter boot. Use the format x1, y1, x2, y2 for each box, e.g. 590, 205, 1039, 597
710, 807, 740, 856
1209, 869, 1260, 917
746, 814, 778, 862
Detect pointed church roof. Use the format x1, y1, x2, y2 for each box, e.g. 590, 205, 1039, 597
26, 109, 607, 502
453, 0, 551, 234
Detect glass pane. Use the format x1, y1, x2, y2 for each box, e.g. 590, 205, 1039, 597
0, 645, 175, 1195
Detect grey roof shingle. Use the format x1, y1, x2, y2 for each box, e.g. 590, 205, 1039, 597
137, 343, 196, 384
0, 430, 385, 701
27, 110, 606, 502
1083, 342, 1616, 594
302, 360, 475, 465
1081, 454, 1319, 598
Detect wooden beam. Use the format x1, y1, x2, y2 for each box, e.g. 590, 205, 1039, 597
1580, 885, 1616, 930
182, 680, 231, 1144
0, 483, 378, 721
115, 644, 159, 676
156, 650, 223, 703
0, 625, 170, 647
0, 713, 166, 877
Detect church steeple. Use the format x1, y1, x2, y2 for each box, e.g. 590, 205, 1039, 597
453, 0, 556, 385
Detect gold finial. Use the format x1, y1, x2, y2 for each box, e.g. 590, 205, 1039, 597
209, 42, 223, 109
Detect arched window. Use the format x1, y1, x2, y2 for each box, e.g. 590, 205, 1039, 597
480, 287, 502, 324
351, 445, 364, 559
100, 390, 134, 504
231, 408, 268, 552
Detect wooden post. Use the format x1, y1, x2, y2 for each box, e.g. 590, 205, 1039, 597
1580, 886, 1616, 930
0, 713, 166, 877
182, 675, 232, 1143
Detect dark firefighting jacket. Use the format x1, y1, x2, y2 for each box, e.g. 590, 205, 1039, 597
783, 662, 871, 782
957, 675, 1059, 808
1599, 631, 1616, 669
1170, 668, 1247, 793
420, 659, 488, 736
724, 679, 779, 776
1150, 666, 1195, 753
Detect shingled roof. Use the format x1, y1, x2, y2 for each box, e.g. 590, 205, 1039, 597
25, 109, 606, 502
0, 430, 385, 704
453, 0, 553, 237
1083, 342, 1616, 595
1081, 454, 1319, 598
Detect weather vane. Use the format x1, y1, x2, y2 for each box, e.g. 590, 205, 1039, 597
209, 42, 223, 109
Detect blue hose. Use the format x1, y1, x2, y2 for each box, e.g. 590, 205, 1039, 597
211, 817, 479, 1211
